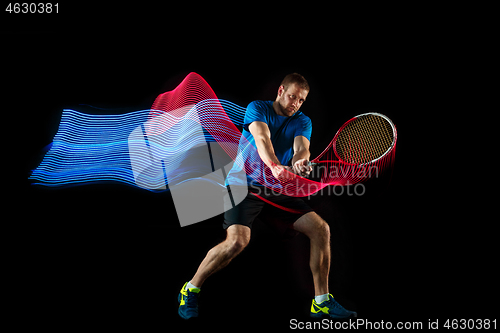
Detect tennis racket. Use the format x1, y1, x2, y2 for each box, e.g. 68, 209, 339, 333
309, 112, 397, 167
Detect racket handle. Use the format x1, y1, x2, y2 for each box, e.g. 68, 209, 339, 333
308, 162, 318, 166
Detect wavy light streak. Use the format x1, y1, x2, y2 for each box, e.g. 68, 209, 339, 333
29, 72, 396, 198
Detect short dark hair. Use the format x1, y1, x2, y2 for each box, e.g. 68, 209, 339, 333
280, 73, 310, 92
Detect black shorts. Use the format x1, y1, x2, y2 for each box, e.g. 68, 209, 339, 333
223, 186, 314, 237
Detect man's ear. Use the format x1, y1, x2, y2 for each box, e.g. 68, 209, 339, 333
277, 85, 285, 98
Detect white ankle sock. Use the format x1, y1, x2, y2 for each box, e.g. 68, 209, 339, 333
186, 281, 200, 291
315, 293, 329, 304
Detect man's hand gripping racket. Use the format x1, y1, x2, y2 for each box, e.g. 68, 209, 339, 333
293, 158, 312, 177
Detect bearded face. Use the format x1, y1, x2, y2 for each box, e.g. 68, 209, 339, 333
275, 83, 308, 117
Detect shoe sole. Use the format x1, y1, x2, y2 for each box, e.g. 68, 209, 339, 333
310, 312, 357, 319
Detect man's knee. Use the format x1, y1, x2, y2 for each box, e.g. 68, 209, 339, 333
229, 236, 249, 254
311, 216, 330, 241
226, 225, 251, 254
294, 212, 330, 240
318, 217, 330, 237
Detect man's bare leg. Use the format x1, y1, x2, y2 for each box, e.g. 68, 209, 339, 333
292, 212, 331, 296
190, 224, 251, 288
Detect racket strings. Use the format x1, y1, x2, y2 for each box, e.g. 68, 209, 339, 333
335, 114, 394, 164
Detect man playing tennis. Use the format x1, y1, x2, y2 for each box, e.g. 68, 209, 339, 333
178, 73, 356, 319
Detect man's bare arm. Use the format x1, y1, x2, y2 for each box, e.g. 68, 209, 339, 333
292, 135, 312, 176
248, 121, 294, 181
248, 121, 280, 168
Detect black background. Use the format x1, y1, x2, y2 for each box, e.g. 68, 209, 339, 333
4, 4, 496, 331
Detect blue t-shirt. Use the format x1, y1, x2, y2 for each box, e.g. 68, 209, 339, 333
226, 100, 312, 187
